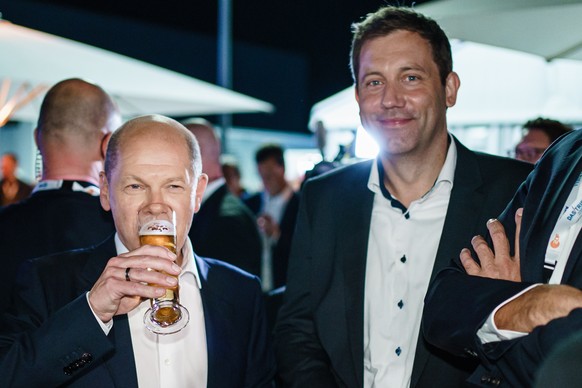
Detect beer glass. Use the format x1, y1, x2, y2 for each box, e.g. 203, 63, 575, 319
138, 208, 189, 334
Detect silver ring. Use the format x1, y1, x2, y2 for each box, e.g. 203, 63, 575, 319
125, 267, 131, 282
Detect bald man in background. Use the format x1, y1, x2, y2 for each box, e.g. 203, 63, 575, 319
183, 118, 262, 278
0, 78, 119, 312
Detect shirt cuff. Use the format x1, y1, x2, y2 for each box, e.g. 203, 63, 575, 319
477, 283, 542, 344
86, 292, 113, 335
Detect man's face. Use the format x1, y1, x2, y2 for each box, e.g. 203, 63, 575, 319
100, 125, 207, 258
514, 128, 551, 163
1, 156, 16, 179
356, 30, 459, 159
257, 157, 286, 195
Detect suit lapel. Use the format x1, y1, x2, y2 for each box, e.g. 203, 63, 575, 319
411, 139, 484, 386
196, 255, 234, 388
77, 237, 139, 387
432, 139, 485, 282
550, 152, 582, 283
522, 142, 582, 282
338, 161, 374, 387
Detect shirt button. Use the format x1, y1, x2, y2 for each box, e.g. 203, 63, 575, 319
400, 255, 407, 263
164, 359, 171, 366
395, 347, 402, 356
397, 300, 404, 309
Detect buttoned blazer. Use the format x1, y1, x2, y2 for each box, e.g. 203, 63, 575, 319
0, 236, 276, 387
189, 183, 263, 277
0, 182, 115, 313
423, 129, 582, 387
274, 137, 533, 388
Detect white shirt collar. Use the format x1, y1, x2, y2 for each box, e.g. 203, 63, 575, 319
367, 134, 457, 195
114, 233, 202, 289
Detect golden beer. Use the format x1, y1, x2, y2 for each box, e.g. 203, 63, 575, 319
139, 220, 184, 329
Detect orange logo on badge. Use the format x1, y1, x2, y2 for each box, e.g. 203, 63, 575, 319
550, 235, 560, 249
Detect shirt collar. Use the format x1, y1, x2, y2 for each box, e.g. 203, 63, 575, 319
262, 184, 293, 204
32, 180, 101, 196
114, 233, 202, 289
367, 134, 457, 195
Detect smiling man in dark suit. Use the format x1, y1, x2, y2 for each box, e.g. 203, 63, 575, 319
0, 115, 275, 387
274, 6, 532, 388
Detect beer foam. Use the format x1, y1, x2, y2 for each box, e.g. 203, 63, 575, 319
139, 220, 175, 236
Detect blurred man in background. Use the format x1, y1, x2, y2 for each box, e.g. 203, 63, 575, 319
183, 118, 262, 278
245, 144, 299, 293
222, 161, 249, 200
513, 117, 572, 163
0, 152, 33, 207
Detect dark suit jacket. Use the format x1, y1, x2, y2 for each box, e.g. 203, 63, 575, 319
0, 181, 115, 312
274, 137, 532, 388
244, 191, 300, 288
0, 178, 33, 207
423, 129, 582, 387
0, 236, 276, 387
189, 183, 262, 277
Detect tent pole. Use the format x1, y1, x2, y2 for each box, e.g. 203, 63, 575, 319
217, 0, 233, 153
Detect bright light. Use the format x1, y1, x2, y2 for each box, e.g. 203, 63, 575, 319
355, 126, 378, 158
284, 149, 323, 188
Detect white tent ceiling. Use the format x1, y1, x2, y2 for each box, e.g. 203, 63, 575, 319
0, 20, 274, 125
417, 0, 582, 62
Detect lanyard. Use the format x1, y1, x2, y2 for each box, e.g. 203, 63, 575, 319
544, 172, 582, 281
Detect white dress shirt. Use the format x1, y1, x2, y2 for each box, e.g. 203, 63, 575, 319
103, 234, 208, 387
259, 185, 293, 291
363, 139, 457, 388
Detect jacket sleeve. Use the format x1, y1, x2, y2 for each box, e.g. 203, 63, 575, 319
243, 277, 277, 388
0, 260, 114, 388
273, 184, 339, 387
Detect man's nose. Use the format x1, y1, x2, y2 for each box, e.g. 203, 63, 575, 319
142, 200, 172, 218
381, 83, 405, 109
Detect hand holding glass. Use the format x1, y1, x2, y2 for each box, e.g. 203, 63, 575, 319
138, 208, 189, 334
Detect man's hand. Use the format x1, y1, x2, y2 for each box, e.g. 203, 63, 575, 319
460, 208, 523, 282
88, 245, 181, 323
257, 214, 281, 240
495, 284, 582, 332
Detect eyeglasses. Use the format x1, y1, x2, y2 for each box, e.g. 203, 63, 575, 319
508, 146, 546, 163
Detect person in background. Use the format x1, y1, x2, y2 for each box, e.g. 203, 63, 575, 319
222, 161, 250, 200
244, 144, 300, 293
0, 114, 275, 387
0, 152, 33, 206
513, 117, 572, 163
182, 118, 262, 278
274, 6, 532, 388
0, 78, 118, 313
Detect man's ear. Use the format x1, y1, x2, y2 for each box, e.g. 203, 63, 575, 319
194, 173, 209, 213
445, 71, 461, 108
101, 132, 112, 160
99, 171, 111, 211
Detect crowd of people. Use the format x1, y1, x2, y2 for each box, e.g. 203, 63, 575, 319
0, 4, 581, 388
